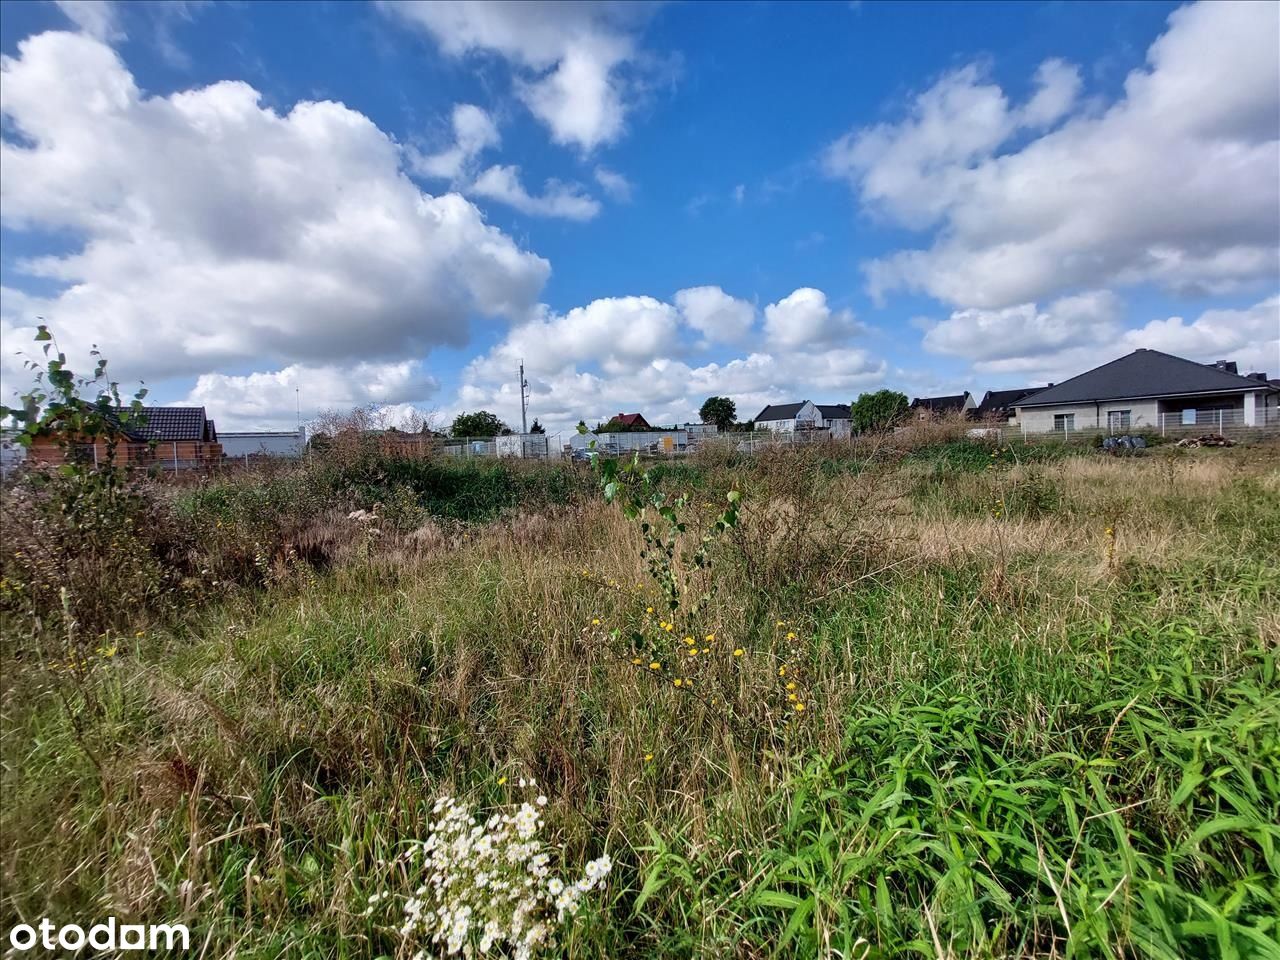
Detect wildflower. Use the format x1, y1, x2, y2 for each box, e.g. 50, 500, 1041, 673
733, 648, 744, 657
663, 623, 674, 633
787, 693, 797, 702
497, 776, 508, 785
673, 678, 683, 687
631, 657, 642, 665
649, 661, 661, 671
786, 681, 796, 690
687, 648, 697, 657
705, 633, 715, 642
786, 632, 797, 640
646, 607, 654, 614
592, 618, 601, 626
644, 753, 654, 762
794, 702, 806, 712
778, 666, 787, 677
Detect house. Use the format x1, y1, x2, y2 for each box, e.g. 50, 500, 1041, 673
26, 405, 222, 468
753, 401, 851, 436
973, 388, 1043, 423
1012, 349, 1277, 433
602, 412, 651, 431
909, 393, 977, 419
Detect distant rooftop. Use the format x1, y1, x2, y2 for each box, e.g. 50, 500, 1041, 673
1017, 349, 1272, 407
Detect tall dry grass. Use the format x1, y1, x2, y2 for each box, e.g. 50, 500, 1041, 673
2, 440, 1278, 957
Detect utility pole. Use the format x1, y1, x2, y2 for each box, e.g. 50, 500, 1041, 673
519, 360, 529, 434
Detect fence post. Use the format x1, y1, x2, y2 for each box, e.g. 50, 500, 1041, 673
172, 441, 178, 475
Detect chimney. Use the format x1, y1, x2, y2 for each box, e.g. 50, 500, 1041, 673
1210, 360, 1238, 374
1246, 372, 1268, 382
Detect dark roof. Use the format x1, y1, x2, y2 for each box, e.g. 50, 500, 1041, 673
754, 402, 807, 422
610, 413, 650, 428
113, 406, 218, 442
910, 393, 970, 413
976, 388, 1043, 416
816, 403, 851, 420
1017, 349, 1271, 408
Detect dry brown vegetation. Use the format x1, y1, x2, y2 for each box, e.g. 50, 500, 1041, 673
2, 438, 1278, 958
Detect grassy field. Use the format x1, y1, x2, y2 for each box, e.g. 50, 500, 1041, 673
2, 438, 1278, 958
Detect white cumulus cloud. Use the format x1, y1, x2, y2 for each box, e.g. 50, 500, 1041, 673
0, 31, 549, 396
186, 361, 440, 431
922, 293, 1279, 385
409, 103, 501, 181
763, 288, 863, 349
455, 287, 884, 434
54, 0, 125, 41
383, 0, 653, 151
470, 164, 602, 221
825, 0, 1280, 308
674, 286, 755, 344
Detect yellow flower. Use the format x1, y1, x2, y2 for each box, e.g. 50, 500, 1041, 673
673, 678, 683, 687
786, 632, 797, 640
733, 648, 744, 657
649, 661, 661, 670
700, 648, 709, 654
778, 666, 787, 677
776, 620, 785, 627
786, 681, 796, 690
794, 702, 806, 712
631, 657, 642, 665
644, 753, 654, 762
498, 776, 508, 785
592, 618, 601, 626
647, 607, 654, 614
663, 623, 674, 633
687, 648, 697, 657
705, 633, 715, 642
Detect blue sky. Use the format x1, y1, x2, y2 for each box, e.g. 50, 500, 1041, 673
1, 0, 1277, 433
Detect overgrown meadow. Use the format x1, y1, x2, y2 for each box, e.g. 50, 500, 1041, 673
2, 427, 1278, 958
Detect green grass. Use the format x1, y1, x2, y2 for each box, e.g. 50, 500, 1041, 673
2, 444, 1278, 958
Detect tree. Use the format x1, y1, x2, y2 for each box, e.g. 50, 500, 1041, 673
451, 410, 507, 438
850, 389, 909, 433
699, 396, 737, 431
529, 419, 546, 434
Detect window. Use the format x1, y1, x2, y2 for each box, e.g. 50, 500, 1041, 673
1053, 413, 1075, 432
1181, 408, 1196, 426
1107, 410, 1131, 431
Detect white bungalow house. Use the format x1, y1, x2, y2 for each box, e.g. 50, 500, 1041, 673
1013, 349, 1277, 434
753, 402, 852, 437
